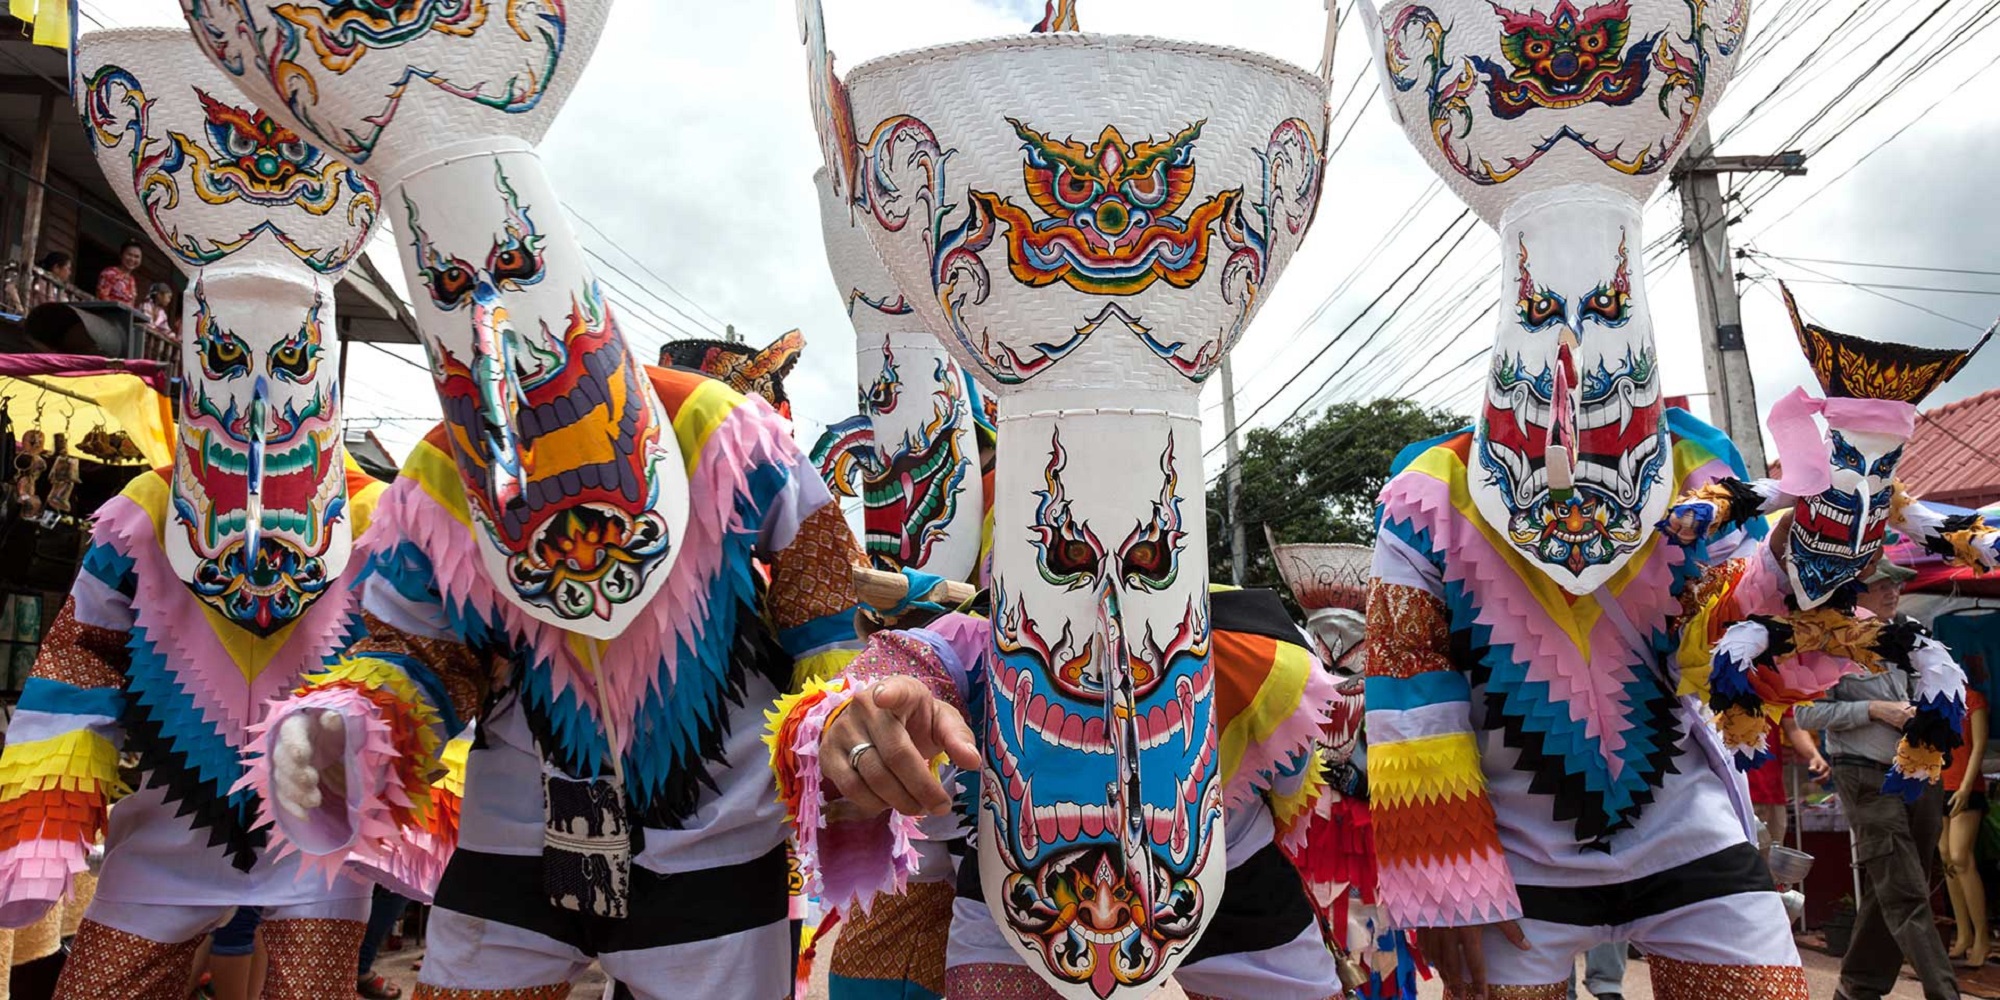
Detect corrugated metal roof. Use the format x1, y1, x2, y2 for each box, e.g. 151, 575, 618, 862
1901, 388, 2000, 509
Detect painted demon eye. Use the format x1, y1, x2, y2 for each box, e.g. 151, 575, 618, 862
489, 240, 543, 288
1519, 290, 1566, 331
1830, 435, 1864, 473
1578, 28, 1609, 54
1120, 534, 1178, 592
1525, 37, 1553, 60
1581, 285, 1628, 327
277, 140, 309, 164
427, 260, 476, 310
1123, 171, 1168, 210
269, 335, 316, 384
200, 326, 251, 381
1054, 170, 1099, 209
224, 128, 259, 159
1869, 448, 1904, 479
1041, 522, 1103, 588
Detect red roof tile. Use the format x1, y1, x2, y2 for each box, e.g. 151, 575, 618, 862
1901, 388, 2000, 510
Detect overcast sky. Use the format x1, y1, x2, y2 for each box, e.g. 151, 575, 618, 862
83, 0, 2000, 486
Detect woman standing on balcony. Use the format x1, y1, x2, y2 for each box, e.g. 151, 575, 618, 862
93, 239, 142, 307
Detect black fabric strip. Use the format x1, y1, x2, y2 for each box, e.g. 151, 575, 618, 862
1515, 842, 1775, 927
436, 843, 790, 955
1209, 588, 1312, 649
956, 843, 1313, 962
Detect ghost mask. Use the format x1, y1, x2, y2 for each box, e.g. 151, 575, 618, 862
1474, 188, 1666, 594
77, 28, 380, 636
399, 154, 688, 638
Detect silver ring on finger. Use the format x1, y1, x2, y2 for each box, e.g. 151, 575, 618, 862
848, 741, 876, 770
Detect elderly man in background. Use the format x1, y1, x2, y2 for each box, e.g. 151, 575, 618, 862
1796, 560, 1959, 1000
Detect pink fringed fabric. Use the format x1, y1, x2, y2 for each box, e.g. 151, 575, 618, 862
235, 686, 414, 888
0, 839, 85, 929
1375, 849, 1520, 929
1227, 662, 1337, 810
92, 495, 364, 739
772, 680, 926, 914
367, 393, 802, 763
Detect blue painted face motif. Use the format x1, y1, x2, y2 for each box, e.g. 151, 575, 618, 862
1786, 427, 1904, 609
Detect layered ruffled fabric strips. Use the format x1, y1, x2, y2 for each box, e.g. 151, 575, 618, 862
764, 676, 925, 913
0, 718, 124, 925
1368, 730, 1519, 928
1704, 609, 1966, 802
237, 653, 456, 894
1211, 625, 1338, 809
375, 371, 859, 828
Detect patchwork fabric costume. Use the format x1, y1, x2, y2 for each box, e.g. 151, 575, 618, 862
1359, 0, 1811, 993
176, 2, 868, 996
0, 27, 400, 999
1671, 284, 1992, 789
769, 587, 1343, 1000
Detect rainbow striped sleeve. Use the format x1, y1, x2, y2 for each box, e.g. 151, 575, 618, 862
0, 541, 137, 926
1365, 530, 1521, 929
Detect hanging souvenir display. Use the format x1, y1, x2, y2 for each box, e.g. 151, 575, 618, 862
809, 168, 986, 586
186, 2, 871, 994
0, 27, 392, 998
1360, 0, 1814, 992
1668, 282, 1993, 795
769, 1, 1332, 996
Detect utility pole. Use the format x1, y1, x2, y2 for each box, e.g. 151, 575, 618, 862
1673, 123, 1806, 478
723, 323, 742, 344
1219, 358, 1247, 586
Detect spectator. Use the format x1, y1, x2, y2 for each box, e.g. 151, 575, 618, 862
26, 252, 72, 311
356, 885, 409, 999
1567, 941, 1627, 1000
1750, 709, 1831, 856
202, 906, 265, 1000
1942, 654, 1990, 968
140, 282, 176, 336
1795, 560, 1958, 1000
94, 240, 143, 307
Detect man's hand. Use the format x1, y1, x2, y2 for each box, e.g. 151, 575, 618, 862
1868, 701, 1917, 729
1804, 751, 1832, 784
820, 676, 980, 818
1415, 921, 1530, 1000
272, 710, 346, 821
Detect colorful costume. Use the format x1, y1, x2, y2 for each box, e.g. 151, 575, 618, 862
1359, 0, 1809, 993
769, 587, 1341, 1000
181, 3, 870, 996
793, 0, 1331, 993
661, 329, 808, 422
1672, 284, 1992, 793
0, 27, 392, 999
1267, 539, 1422, 998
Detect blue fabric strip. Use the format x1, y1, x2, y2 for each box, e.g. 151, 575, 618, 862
17, 679, 125, 720
1366, 671, 1472, 711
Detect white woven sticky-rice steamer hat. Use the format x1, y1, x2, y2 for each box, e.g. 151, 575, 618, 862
1271, 541, 1374, 613
75, 27, 379, 280
842, 31, 1329, 398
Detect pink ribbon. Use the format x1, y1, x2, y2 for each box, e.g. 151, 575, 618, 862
1766, 386, 1918, 496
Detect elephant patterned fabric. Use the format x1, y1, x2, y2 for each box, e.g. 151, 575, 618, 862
243, 367, 867, 986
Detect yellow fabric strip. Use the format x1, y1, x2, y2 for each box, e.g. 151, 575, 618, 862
305, 656, 446, 760
404, 440, 473, 528
789, 649, 858, 693
0, 731, 124, 800
672, 378, 746, 470
1268, 754, 1327, 830
437, 735, 472, 799
1217, 642, 1313, 787
1370, 731, 1488, 808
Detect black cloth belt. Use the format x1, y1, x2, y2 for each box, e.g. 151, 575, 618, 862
1515, 842, 1776, 927
435, 842, 790, 956
955, 841, 1314, 961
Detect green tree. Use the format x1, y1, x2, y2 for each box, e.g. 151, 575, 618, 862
1206, 398, 1466, 606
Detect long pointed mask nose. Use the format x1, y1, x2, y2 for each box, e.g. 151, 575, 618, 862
1097, 584, 1155, 917
1850, 489, 1872, 558
1546, 329, 1581, 501
471, 289, 530, 515
244, 374, 268, 564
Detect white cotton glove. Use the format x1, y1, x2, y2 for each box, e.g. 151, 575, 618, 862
272, 709, 347, 822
